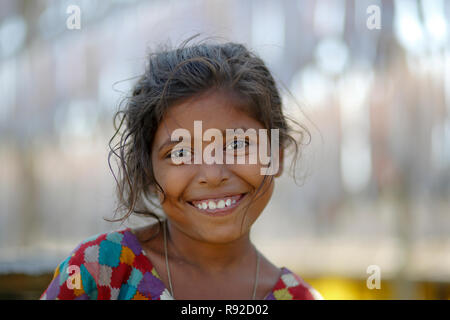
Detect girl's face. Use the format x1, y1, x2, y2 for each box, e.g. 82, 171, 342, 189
151, 89, 281, 244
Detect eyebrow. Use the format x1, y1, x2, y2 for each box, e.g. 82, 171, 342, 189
157, 127, 252, 153
158, 139, 182, 153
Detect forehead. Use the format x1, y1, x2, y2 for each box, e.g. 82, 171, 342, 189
153, 90, 264, 146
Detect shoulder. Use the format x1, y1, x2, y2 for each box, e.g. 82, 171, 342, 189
267, 267, 324, 300
40, 229, 162, 300
68, 229, 141, 270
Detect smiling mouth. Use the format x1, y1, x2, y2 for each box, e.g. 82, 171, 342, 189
187, 193, 248, 215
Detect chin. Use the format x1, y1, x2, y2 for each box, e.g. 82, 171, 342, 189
198, 225, 247, 244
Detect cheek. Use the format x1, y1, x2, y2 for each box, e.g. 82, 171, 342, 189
231, 162, 266, 189
234, 138, 273, 184
233, 162, 275, 205
153, 164, 192, 202
249, 176, 275, 220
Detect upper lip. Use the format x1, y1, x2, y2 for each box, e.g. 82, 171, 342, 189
187, 192, 247, 202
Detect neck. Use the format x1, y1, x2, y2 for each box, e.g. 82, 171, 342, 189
164, 219, 256, 275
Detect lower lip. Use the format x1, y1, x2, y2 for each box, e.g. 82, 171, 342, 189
188, 193, 247, 217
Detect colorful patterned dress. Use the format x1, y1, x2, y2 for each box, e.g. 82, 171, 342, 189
40, 229, 322, 300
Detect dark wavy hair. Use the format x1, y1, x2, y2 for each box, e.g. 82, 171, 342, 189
107, 37, 310, 239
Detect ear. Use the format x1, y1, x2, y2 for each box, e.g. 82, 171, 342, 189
274, 148, 284, 178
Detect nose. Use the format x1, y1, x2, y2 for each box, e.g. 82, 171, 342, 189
196, 162, 230, 186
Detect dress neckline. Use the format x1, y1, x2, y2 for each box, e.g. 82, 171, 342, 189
124, 227, 287, 300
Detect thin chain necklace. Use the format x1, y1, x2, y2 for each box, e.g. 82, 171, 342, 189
163, 218, 260, 300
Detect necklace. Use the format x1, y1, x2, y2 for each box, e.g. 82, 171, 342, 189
163, 218, 260, 300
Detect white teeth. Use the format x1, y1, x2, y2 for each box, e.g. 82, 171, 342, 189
208, 201, 216, 210
192, 195, 241, 211
217, 200, 225, 209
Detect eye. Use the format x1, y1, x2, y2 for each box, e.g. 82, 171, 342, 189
166, 147, 192, 160
226, 138, 249, 151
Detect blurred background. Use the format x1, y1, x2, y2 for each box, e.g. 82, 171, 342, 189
1, 0, 449, 299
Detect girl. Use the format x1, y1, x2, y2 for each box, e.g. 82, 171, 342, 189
40, 39, 323, 300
